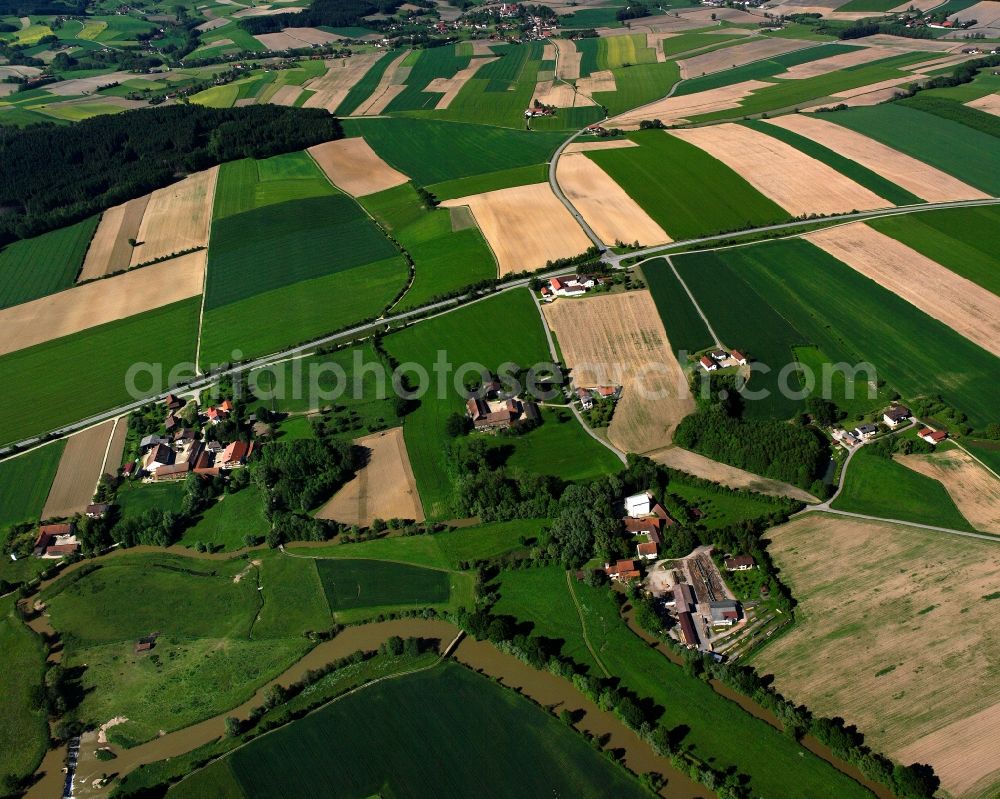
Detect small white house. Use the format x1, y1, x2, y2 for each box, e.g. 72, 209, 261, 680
625, 492, 653, 518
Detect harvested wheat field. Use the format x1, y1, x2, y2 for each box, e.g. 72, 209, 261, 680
0, 251, 206, 357
556, 153, 670, 246
352, 49, 410, 115
967, 92, 1000, 117
896, 448, 1000, 533
609, 80, 774, 128
42, 420, 116, 519
470, 39, 495, 56
542, 43, 555, 60
543, 291, 694, 453
302, 52, 383, 112
677, 37, 812, 78
102, 416, 129, 476
441, 183, 591, 275
533, 79, 596, 107
646, 32, 675, 61
316, 427, 424, 526
552, 38, 581, 80
767, 114, 986, 202
576, 69, 616, 96
799, 74, 926, 109
852, 33, 959, 51
780, 45, 895, 78
130, 167, 218, 266
753, 513, 1000, 799
669, 124, 889, 215
78, 195, 150, 281
268, 83, 302, 106
255, 27, 340, 50
563, 139, 638, 154
428, 57, 498, 109
648, 446, 818, 502
806, 223, 1000, 352
308, 137, 408, 197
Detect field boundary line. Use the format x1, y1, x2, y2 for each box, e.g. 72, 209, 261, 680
565, 572, 611, 677
278, 545, 454, 574
805, 508, 1000, 543
953, 440, 1000, 483
663, 254, 721, 347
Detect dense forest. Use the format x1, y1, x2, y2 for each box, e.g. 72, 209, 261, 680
0, 105, 343, 244
239, 0, 402, 34
0, 0, 84, 14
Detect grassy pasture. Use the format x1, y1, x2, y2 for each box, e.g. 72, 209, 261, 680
285, 518, 543, 569
384, 289, 551, 517
0, 596, 48, 788
190, 82, 239, 108
427, 163, 548, 200
709, 238, 1000, 429
791, 345, 890, 418
0, 216, 99, 309
823, 104, 1000, 195
0, 440, 64, 531
832, 445, 975, 531
586, 130, 788, 240
340, 117, 565, 185
641, 258, 715, 358
386, 44, 470, 112
314, 558, 452, 616
117, 480, 186, 518
212, 152, 336, 220
178, 486, 269, 551
40, 551, 325, 746
867, 206, 1000, 297
0, 298, 200, 445
199, 255, 407, 365
899, 93, 1000, 139
744, 119, 922, 206
172, 663, 651, 799
359, 183, 496, 309
595, 62, 680, 116
660, 30, 747, 57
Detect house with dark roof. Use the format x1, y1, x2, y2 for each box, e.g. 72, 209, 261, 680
86, 503, 110, 519
677, 611, 699, 647
466, 396, 540, 431
724, 555, 756, 571
883, 405, 911, 428
143, 444, 174, 474
853, 423, 879, 440
709, 600, 741, 627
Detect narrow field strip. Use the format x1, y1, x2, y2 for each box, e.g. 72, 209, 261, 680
41, 419, 116, 519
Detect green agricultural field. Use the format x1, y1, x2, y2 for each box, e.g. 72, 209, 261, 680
823, 104, 1000, 195
832, 446, 975, 531
340, 117, 565, 185
791, 345, 891, 418
199, 255, 407, 365
595, 62, 681, 117
485, 408, 623, 481
498, 569, 876, 799
314, 558, 453, 617
899, 93, 1000, 139
384, 289, 552, 517
0, 216, 99, 309
836, 0, 902, 10
0, 596, 48, 789
963, 440, 1000, 476
706, 238, 1000, 429
35, 101, 129, 121
170, 662, 651, 799
599, 33, 658, 69
659, 30, 747, 57
386, 44, 471, 112
586, 130, 788, 240
359, 183, 496, 309
667, 479, 794, 529
427, 163, 548, 200
0, 298, 200, 446
40, 551, 327, 747
190, 82, 239, 108
334, 48, 401, 115
178, 486, 269, 551
641, 258, 715, 358
0, 440, 64, 531
867, 207, 1000, 296
212, 152, 336, 220
746, 119, 922, 205
286, 518, 543, 568
494, 565, 602, 671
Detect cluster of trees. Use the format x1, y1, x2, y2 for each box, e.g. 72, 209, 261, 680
616, 2, 651, 21
253, 437, 357, 513
239, 0, 402, 34
0, 105, 343, 244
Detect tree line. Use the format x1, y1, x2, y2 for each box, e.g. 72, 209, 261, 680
0, 105, 343, 245
239, 0, 401, 34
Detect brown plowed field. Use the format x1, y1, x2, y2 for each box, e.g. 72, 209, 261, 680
967, 92, 1000, 116
78, 195, 149, 281
268, 84, 303, 106
805, 223, 1000, 353
130, 167, 218, 266
608, 80, 775, 128
753, 513, 1000, 799
0, 251, 206, 356
552, 38, 581, 80
556, 153, 670, 246
301, 52, 383, 112
42, 420, 116, 519
897, 448, 1000, 533
315, 427, 424, 526
102, 416, 129, 476
542, 291, 694, 453
352, 49, 410, 115
669, 124, 889, 215
780, 45, 894, 78
440, 183, 591, 275
428, 56, 498, 109
308, 137, 409, 197
563, 139, 639, 153
677, 37, 814, 78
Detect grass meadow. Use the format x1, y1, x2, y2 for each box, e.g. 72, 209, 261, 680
0, 216, 99, 309
899, 93, 1000, 139
340, 117, 565, 185
314, 558, 452, 614
0, 297, 200, 445
384, 289, 552, 518
593, 62, 681, 117
744, 120, 922, 205
586, 130, 788, 240
831, 446, 975, 531
40, 551, 327, 746
824, 104, 1000, 195
0, 596, 48, 789
171, 663, 651, 799
867, 206, 1000, 297
709, 238, 1000, 429
0, 440, 64, 530
177, 486, 269, 551
642, 258, 716, 358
